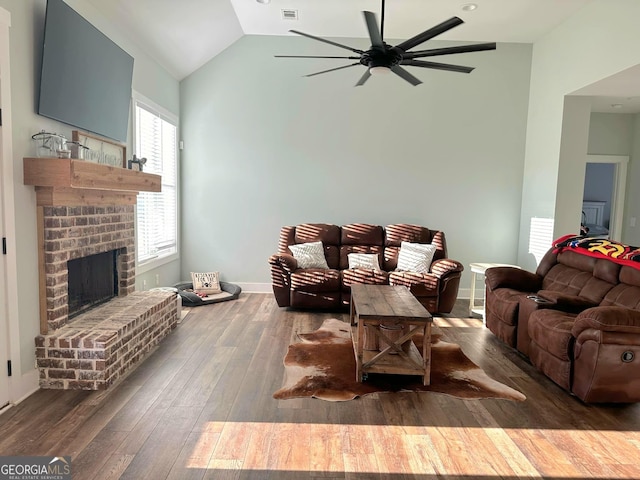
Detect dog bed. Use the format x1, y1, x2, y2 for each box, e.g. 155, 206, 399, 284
173, 281, 242, 307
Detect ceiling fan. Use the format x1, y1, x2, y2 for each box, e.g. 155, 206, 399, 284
275, 0, 496, 86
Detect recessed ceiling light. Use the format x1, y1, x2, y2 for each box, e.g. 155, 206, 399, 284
256, 0, 270, 4
461, 3, 478, 11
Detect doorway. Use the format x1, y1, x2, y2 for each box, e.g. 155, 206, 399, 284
0, 6, 11, 410
582, 155, 628, 241
0, 145, 8, 410
0, 71, 9, 411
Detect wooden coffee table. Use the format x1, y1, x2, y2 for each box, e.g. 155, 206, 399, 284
350, 284, 433, 386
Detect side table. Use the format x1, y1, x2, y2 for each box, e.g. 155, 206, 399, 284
469, 262, 520, 323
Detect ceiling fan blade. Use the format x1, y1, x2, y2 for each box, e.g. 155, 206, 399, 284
403, 42, 496, 59
401, 59, 474, 73
355, 69, 371, 86
395, 17, 464, 52
380, 0, 386, 41
290, 30, 364, 54
304, 62, 361, 78
363, 11, 384, 48
390, 66, 422, 86
275, 55, 361, 59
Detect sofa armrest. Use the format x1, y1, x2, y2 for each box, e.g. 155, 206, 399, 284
536, 290, 598, 314
268, 253, 298, 273
572, 307, 640, 338
268, 254, 298, 307
430, 259, 464, 278
485, 267, 542, 292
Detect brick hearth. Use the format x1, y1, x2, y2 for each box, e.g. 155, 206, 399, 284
36, 291, 178, 390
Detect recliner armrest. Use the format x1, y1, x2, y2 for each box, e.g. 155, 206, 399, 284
485, 267, 542, 292
572, 307, 640, 337
430, 259, 463, 278
268, 253, 298, 273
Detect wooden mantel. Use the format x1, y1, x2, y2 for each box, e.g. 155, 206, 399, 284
24, 157, 161, 206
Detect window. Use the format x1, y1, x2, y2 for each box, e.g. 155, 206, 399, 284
133, 94, 178, 269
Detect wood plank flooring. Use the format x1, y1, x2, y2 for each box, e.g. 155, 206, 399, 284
1, 293, 640, 479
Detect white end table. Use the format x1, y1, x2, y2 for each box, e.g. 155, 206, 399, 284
469, 262, 520, 323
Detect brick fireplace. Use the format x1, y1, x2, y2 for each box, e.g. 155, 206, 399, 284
41, 205, 136, 332
25, 158, 178, 390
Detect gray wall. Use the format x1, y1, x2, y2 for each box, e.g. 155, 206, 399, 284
588, 113, 634, 155
628, 115, 640, 245
0, 0, 180, 379
180, 35, 533, 288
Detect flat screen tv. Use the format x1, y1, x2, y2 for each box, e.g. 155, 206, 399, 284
38, 0, 134, 143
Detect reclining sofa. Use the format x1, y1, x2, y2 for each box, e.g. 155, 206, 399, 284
484, 235, 640, 403
268, 223, 463, 313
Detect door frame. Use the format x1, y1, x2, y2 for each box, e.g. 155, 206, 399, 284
0, 6, 24, 411
585, 154, 628, 241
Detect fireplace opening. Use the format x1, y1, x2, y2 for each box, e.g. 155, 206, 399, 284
68, 250, 119, 319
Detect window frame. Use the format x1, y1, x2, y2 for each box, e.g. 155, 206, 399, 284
132, 91, 180, 274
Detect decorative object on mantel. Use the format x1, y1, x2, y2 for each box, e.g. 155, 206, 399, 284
72, 129, 126, 168
128, 154, 147, 172
31, 130, 68, 158
66, 140, 90, 160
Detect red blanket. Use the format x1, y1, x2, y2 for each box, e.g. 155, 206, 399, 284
553, 234, 640, 270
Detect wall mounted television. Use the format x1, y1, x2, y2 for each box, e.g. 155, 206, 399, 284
38, 0, 134, 143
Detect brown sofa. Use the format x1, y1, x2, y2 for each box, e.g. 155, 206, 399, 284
268, 223, 463, 313
484, 241, 640, 403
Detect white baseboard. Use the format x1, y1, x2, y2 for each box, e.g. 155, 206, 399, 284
235, 282, 272, 293
6, 368, 39, 409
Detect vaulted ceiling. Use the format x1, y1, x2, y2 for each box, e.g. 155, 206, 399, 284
87, 0, 595, 81
86, 0, 640, 113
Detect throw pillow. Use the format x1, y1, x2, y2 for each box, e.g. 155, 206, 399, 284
289, 241, 329, 269
396, 242, 437, 273
191, 271, 222, 295
348, 253, 381, 271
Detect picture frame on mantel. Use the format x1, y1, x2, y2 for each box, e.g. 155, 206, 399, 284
72, 130, 127, 168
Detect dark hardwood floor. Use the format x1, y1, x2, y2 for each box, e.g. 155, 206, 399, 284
1, 293, 639, 479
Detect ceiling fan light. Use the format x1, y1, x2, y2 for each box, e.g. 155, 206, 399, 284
369, 66, 391, 76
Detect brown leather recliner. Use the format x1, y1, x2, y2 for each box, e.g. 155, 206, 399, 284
268, 223, 463, 313
484, 246, 640, 403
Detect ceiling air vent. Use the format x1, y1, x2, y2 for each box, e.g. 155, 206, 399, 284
282, 9, 298, 20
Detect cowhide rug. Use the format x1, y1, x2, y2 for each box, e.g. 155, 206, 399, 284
273, 318, 526, 402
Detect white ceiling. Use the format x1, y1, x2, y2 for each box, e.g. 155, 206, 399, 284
86, 0, 640, 113
87, 0, 596, 80
573, 64, 640, 114
232, 0, 593, 42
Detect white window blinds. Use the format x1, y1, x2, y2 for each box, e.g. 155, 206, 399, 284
134, 98, 178, 265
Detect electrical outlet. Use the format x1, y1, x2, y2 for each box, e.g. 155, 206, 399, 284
155, 274, 160, 286
143, 279, 147, 290
631, 217, 637, 228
